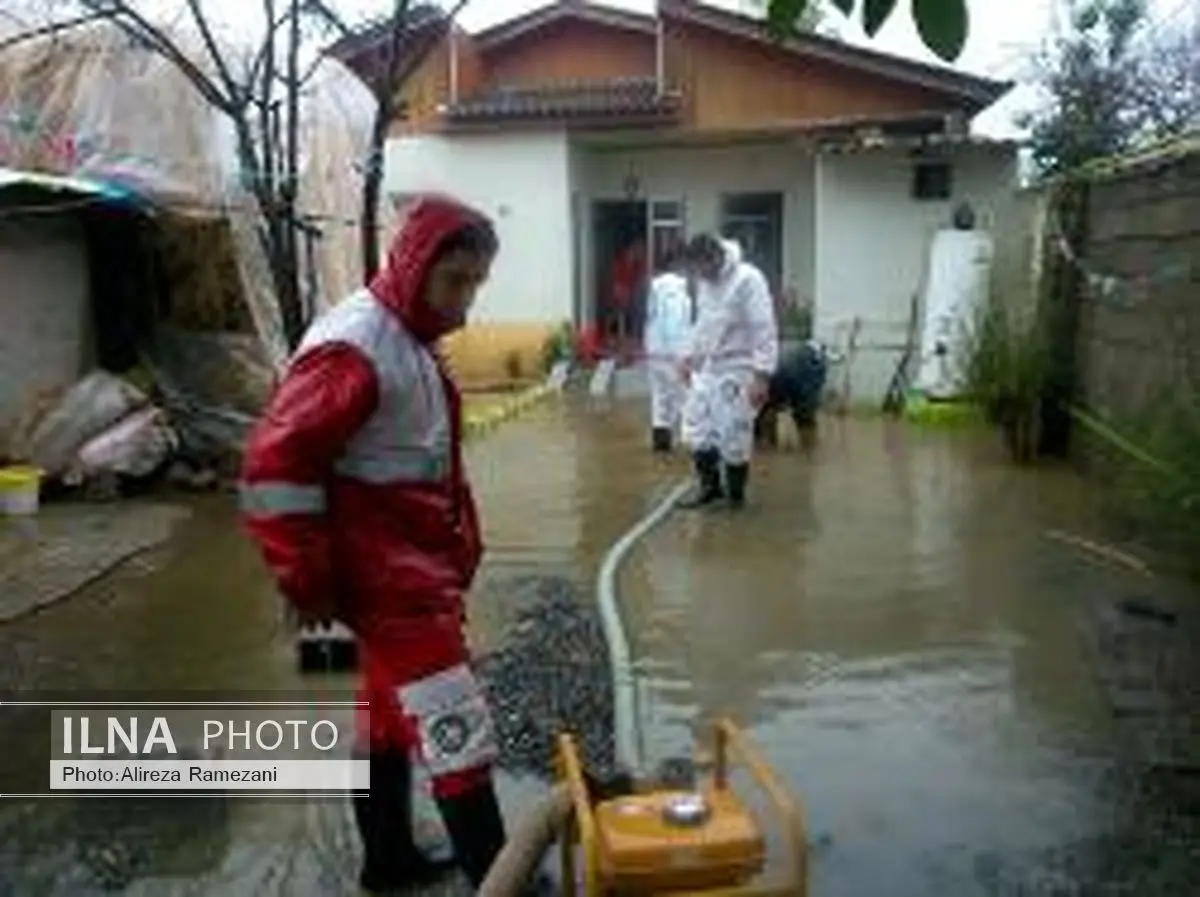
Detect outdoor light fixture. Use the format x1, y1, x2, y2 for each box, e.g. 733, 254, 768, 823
623, 169, 641, 199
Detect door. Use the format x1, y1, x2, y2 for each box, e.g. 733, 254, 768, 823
719, 192, 783, 295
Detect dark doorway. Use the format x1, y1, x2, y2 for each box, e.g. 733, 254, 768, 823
719, 192, 784, 296
592, 199, 647, 358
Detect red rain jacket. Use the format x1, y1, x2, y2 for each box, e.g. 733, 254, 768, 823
239, 196, 488, 668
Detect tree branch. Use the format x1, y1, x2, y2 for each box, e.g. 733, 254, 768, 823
306, 0, 353, 40
78, 0, 233, 113
245, 9, 291, 100
182, 0, 242, 107
0, 11, 109, 56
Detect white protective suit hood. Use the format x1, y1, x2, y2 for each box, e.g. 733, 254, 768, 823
643, 269, 693, 360
685, 236, 778, 377
717, 239, 743, 280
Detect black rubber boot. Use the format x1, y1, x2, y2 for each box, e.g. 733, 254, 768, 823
352, 751, 455, 893
435, 779, 508, 889
651, 426, 673, 453
678, 449, 723, 508
725, 463, 749, 509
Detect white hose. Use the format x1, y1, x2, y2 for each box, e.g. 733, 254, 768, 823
595, 478, 693, 775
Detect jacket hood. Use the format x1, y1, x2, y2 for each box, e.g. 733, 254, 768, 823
367, 193, 495, 344
718, 238, 743, 279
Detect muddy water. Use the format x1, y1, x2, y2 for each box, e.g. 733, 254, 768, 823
0, 395, 1188, 895
620, 412, 1191, 895
0, 396, 673, 895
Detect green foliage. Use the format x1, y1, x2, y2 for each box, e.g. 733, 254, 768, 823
964, 299, 1049, 421
778, 303, 813, 340
766, 0, 968, 61
1020, 0, 1150, 176
962, 295, 1051, 461
540, 321, 575, 374
1072, 397, 1200, 578
912, 0, 969, 62
1020, 0, 1198, 178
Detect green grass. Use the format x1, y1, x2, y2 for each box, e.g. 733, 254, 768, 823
1072, 396, 1200, 579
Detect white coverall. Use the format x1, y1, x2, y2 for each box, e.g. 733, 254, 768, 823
642, 271, 693, 432
680, 240, 779, 465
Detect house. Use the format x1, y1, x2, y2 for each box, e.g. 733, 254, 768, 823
382, 0, 1020, 400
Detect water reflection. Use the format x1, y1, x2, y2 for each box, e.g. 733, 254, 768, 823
624, 415, 1186, 896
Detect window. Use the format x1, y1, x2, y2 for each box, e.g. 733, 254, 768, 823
650, 200, 683, 226
648, 198, 685, 271
912, 162, 952, 200
718, 192, 783, 294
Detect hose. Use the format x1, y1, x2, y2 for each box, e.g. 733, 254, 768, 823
476, 785, 574, 897
477, 478, 691, 896
595, 478, 692, 776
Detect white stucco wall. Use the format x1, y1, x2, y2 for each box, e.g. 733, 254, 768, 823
814, 144, 1019, 405
579, 141, 817, 305
384, 131, 574, 324
0, 213, 92, 457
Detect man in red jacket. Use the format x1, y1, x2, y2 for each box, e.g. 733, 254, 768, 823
239, 195, 510, 893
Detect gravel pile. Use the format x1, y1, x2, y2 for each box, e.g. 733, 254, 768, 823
475, 575, 617, 781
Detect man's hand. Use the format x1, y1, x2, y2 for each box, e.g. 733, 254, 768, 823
287, 598, 339, 631
748, 372, 770, 410
298, 610, 336, 630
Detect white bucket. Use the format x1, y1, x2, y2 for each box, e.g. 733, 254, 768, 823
0, 466, 43, 516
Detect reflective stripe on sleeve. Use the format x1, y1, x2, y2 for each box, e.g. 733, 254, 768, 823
238, 481, 328, 516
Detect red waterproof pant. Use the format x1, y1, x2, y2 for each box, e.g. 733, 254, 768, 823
355, 610, 498, 799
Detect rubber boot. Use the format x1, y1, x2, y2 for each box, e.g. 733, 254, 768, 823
651, 426, 673, 453
678, 449, 723, 508
725, 463, 749, 509
352, 751, 455, 893
435, 779, 508, 889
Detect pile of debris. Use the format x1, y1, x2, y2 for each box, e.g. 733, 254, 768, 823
8, 369, 221, 500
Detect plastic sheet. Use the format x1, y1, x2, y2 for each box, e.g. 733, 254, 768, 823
65, 405, 179, 483
23, 370, 149, 477
0, 18, 396, 371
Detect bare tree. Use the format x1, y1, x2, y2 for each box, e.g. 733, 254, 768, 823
0, 0, 324, 349
317, 0, 469, 282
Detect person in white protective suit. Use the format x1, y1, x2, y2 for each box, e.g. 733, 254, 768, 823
642, 247, 694, 453
677, 234, 779, 509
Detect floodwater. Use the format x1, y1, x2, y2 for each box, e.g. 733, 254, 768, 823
0, 395, 1194, 895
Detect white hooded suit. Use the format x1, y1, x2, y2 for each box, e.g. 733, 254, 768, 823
680, 240, 778, 464
642, 270, 694, 432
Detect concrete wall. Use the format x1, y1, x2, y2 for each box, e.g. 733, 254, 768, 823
584, 138, 1019, 404
814, 143, 1021, 404
1074, 150, 1200, 426
386, 129, 1020, 398
0, 212, 92, 458
579, 140, 817, 308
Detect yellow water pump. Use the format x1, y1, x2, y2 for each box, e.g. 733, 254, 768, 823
554, 719, 808, 896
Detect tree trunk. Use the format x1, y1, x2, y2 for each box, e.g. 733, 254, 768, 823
1038, 179, 1090, 458
359, 109, 392, 283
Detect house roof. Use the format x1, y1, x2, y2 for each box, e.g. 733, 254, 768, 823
473, 0, 1012, 113
474, 0, 658, 47
324, 3, 450, 96
441, 76, 682, 126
